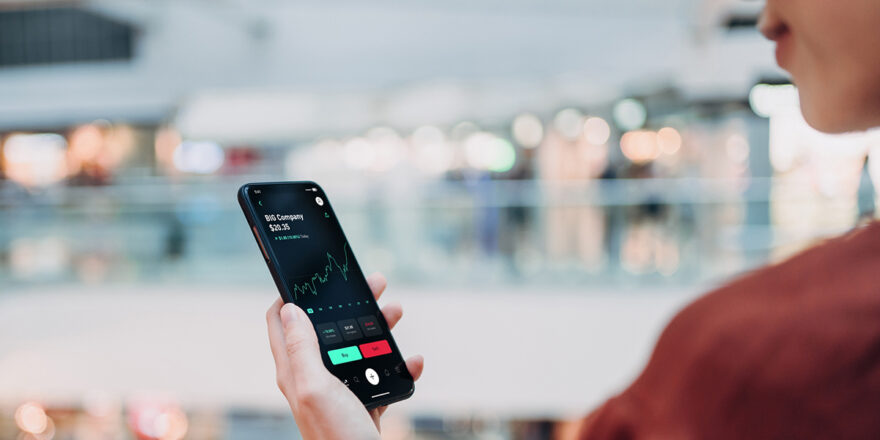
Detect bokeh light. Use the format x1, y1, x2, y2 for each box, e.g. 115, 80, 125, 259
172, 140, 225, 174
656, 127, 682, 155
366, 126, 405, 172
411, 125, 445, 146
749, 83, 798, 118
15, 402, 49, 435
620, 130, 660, 164
2, 133, 69, 187
68, 123, 105, 165
512, 113, 544, 148
450, 121, 479, 142
343, 137, 376, 170
130, 404, 189, 440
613, 99, 647, 131
487, 138, 517, 173
412, 125, 455, 175
464, 132, 517, 172
155, 407, 189, 440
583, 117, 611, 145
553, 108, 584, 140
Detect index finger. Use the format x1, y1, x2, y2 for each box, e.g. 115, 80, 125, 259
366, 272, 387, 300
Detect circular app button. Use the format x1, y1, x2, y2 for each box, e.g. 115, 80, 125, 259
365, 368, 380, 385
315, 197, 324, 206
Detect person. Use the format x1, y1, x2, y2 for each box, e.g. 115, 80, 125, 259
265, 0, 880, 438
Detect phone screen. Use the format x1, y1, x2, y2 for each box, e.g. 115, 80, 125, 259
241, 182, 414, 408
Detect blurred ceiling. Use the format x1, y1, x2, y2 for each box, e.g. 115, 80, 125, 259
0, 0, 780, 137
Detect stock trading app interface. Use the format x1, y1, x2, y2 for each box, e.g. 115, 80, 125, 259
247, 183, 413, 406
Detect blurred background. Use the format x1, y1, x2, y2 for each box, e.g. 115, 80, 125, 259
2, 0, 880, 439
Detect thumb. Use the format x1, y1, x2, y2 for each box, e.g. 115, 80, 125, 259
280, 303, 326, 381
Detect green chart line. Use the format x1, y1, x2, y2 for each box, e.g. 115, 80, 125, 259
290, 243, 352, 300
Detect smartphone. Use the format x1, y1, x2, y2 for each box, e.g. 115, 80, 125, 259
238, 181, 414, 409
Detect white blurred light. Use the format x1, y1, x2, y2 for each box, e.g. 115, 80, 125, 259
613, 99, 647, 131
769, 117, 797, 173
84, 391, 120, 419
451, 121, 479, 142
726, 134, 750, 163
2, 133, 68, 186
749, 83, 798, 118
15, 402, 48, 434
286, 138, 341, 178
343, 137, 375, 170
172, 140, 224, 174
511, 113, 544, 148
553, 108, 584, 139
132, 405, 188, 440
464, 132, 495, 169
366, 126, 399, 141
412, 126, 454, 175
10, 236, 69, 280
769, 110, 868, 174
372, 143, 404, 172
620, 130, 661, 164
656, 127, 682, 155
366, 127, 405, 172
155, 408, 188, 440
464, 132, 517, 172
412, 125, 445, 145
583, 117, 611, 145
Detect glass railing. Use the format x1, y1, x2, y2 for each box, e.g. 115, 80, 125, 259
1, 175, 874, 290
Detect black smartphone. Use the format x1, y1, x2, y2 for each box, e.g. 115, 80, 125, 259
238, 181, 414, 409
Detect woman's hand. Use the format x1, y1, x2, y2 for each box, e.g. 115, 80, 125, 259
266, 272, 424, 440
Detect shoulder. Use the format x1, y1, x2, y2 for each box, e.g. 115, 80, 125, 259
677, 221, 880, 332
581, 223, 880, 439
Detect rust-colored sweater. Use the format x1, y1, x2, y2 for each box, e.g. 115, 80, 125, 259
580, 223, 880, 440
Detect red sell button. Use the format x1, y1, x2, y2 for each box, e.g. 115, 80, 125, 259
359, 340, 392, 358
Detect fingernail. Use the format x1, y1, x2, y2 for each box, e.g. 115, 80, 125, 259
280, 303, 298, 326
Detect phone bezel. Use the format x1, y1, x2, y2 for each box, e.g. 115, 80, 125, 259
237, 180, 414, 410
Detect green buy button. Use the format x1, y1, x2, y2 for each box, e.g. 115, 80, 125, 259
327, 346, 362, 365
